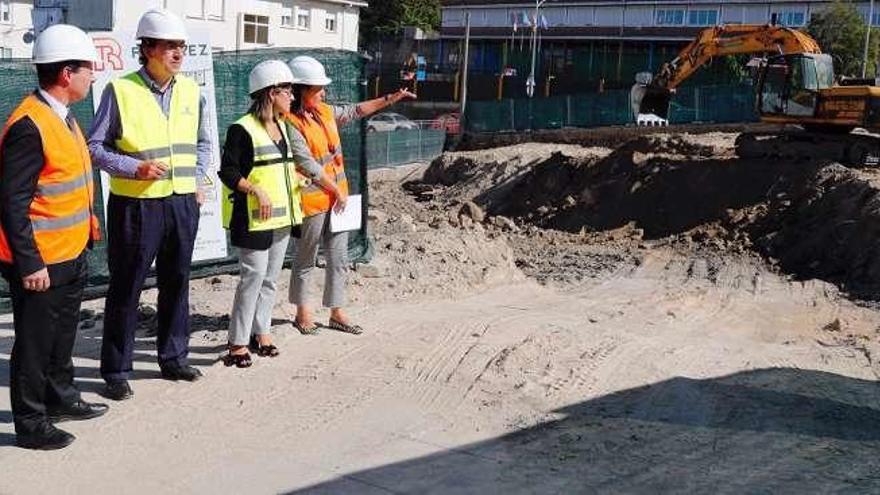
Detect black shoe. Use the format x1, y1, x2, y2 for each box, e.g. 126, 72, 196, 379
16, 423, 75, 450
160, 365, 203, 382
48, 400, 109, 423
103, 379, 134, 401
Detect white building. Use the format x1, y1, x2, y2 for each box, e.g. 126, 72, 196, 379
0, 0, 367, 59
440, 0, 880, 41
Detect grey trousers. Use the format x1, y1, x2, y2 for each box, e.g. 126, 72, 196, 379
228, 229, 290, 346
289, 212, 348, 308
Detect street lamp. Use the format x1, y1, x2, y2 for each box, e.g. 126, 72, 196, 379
526, 0, 552, 98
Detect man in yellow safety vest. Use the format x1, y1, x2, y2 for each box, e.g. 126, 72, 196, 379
88, 8, 210, 401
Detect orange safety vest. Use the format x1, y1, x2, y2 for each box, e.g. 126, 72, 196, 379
0, 95, 100, 266
284, 103, 349, 217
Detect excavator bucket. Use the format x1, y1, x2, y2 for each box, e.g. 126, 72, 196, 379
630, 82, 671, 126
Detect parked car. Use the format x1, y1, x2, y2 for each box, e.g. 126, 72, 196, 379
430, 112, 461, 135
366, 112, 418, 132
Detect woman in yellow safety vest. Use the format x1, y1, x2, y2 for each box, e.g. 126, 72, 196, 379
218, 60, 345, 367
283, 55, 416, 335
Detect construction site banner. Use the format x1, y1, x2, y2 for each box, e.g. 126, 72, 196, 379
89, 28, 228, 262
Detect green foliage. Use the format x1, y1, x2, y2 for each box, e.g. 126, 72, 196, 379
360, 0, 441, 45
807, 1, 879, 77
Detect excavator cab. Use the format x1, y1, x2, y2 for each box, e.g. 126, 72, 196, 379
756, 53, 834, 118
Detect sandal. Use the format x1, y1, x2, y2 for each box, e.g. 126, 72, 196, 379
293, 320, 320, 336
248, 335, 281, 357
256, 344, 279, 357
223, 351, 253, 368
327, 318, 363, 335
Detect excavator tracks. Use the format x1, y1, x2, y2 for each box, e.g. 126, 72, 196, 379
735, 130, 880, 167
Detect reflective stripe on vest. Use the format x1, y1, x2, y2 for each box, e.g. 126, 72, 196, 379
284, 103, 349, 217
0, 94, 99, 265
221, 114, 304, 232
110, 72, 200, 198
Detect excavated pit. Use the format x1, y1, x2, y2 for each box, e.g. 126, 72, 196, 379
419, 133, 880, 300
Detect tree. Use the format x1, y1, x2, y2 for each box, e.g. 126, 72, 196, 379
806, 0, 879, 78
360, 0, 441, 46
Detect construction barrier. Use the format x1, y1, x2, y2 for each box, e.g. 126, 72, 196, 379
365, 127, 447, 169
464, 83, 758, 133
0, 48, 368, 307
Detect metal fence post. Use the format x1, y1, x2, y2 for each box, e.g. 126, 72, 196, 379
566, 95, 572, 127
509, 99, 515, 131
386, 131, 391, 166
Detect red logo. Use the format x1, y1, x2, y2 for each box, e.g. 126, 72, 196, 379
93, 37, 123, 72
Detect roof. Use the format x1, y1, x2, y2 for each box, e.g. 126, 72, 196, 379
441, 0, 833, 6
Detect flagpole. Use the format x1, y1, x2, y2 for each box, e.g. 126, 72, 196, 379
527, 0, 550, 98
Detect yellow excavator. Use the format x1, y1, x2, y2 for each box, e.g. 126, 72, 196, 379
631, 24, 880, 165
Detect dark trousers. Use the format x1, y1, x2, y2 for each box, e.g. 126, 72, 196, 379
100, 193, 199, 381
4, 253, 87, 434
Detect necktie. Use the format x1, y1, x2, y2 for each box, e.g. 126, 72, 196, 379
65, 112, 76, 133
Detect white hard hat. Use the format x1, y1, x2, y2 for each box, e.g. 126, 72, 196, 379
249, 60, 295, 95
287, 56, 332, 86
136, 8, 188, 41
32, 24, 98, 64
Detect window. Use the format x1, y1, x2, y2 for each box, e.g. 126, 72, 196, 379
0, 47, 10, 59
772, 10, 805, 26
688, 9, 718, 26
296, 8, 311, 30
242, 14, 269, 44
0, 0, 11, 24
655, 9, 684, 26
186, 0, 224, 20
325, 13, 337, 32
281, 13, 293, 27
204, 0, 224, 19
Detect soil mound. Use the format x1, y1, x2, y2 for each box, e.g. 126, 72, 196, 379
493, 135, 820, 239
750, 165, 880, 299
413, 133, 880, 299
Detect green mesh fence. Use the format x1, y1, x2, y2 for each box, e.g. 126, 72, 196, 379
465, 83, 758, 132
0, 48, 369, 306
365, 129, 446, 169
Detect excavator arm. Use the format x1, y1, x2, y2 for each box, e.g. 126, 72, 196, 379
634, 24, 822, 123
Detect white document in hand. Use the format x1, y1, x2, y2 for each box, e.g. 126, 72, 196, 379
329, 194, 363, 233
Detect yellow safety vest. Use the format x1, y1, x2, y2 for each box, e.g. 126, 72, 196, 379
110, 72, 199, 198
221, 114, 303, 232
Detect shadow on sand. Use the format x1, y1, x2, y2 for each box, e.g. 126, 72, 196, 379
292, 367, 880, 494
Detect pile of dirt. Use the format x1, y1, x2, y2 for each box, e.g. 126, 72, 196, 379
347, 165, 523, 303
413, 132, 880, 300
749, 165, 880, 299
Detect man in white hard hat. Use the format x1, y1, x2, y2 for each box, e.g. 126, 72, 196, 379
0, 24, 108, 450
88, 8, 210, 401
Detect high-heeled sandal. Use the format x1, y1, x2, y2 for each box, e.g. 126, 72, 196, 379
223, 351, 253, 368
249, 335, 280, 357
